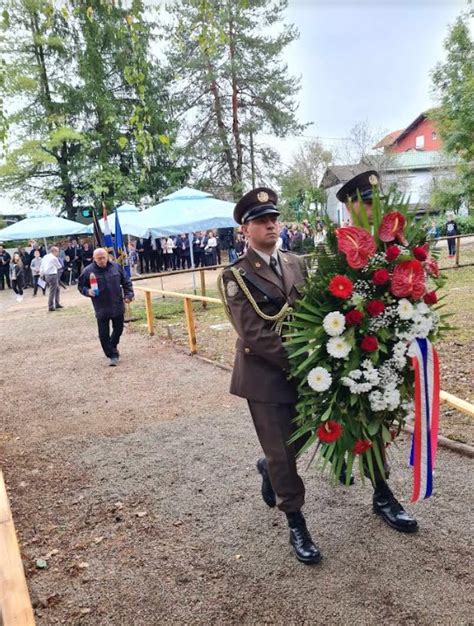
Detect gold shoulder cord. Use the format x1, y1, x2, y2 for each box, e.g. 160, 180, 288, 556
217, 266, 291, 336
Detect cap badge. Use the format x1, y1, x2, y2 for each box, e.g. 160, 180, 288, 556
257, 191, 269, 203
369, 174, 378, 185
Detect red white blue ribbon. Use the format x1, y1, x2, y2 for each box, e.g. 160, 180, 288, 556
409, 338, 440, 502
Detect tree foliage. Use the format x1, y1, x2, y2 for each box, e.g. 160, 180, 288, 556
165, 0, 305, 200
431, 7, 474, 210
278, 139, 332, 222
0, 0, 184, 218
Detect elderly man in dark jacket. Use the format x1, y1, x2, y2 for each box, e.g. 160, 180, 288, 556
78, 248, 134, 366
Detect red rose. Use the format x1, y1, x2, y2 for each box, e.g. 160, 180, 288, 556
328, 275, 353, 299
372, 269, 390, 285
353, 439, 372, 455
345, 309, 364, 325
385, 245, 401, 261
366, 300, 385, 317
412, 245, 428, 261
360, 335, 378, 352
317, 420, 343, 443
423, 291, 438, 305
391, 260, 425, 300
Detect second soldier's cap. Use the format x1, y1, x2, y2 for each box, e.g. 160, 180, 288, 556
233, 187, 280, 225
336, 170, 382, 203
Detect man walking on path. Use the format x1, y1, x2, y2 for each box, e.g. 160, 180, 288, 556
40, 246, 63, 311
78, 248, 134, 366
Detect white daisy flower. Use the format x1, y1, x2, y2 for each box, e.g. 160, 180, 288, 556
307, 367, 332, 392
326, 336, 352, 359
416, 302, 430, 315
323, 311, 346, 336
397, 298, 414, 320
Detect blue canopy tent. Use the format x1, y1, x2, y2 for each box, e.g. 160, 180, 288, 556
0, 215, 88, 242
137, 187, 235, 237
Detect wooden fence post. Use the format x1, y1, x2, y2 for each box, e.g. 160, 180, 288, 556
183, 297, 197, 354
455, 236, 460, 266
144, 290, 154, 336
200, 269, 207, 309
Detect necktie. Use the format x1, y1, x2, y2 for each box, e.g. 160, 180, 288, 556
269, 256, 280, 277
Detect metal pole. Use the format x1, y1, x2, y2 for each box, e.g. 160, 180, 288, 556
188, 232, 197, 294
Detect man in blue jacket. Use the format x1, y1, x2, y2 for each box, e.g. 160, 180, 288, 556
78, 248, 134, 366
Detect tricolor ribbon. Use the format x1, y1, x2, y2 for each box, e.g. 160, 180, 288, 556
409, 337, 440, 502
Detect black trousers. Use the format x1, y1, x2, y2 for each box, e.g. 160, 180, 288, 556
0, 270, 10, 289
247, 401, 310, 513
33, 275, 46, 295
447, 238, 456, 256
97, 315, 124, 358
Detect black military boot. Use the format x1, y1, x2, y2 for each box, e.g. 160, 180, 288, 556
286, 511, 322, 564
373, 482, 418, 533
256, 458, 276, 508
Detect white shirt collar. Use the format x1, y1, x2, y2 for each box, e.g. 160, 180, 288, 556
252, 247, 281, 273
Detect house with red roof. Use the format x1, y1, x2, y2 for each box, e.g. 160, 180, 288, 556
374, 112, 442, 154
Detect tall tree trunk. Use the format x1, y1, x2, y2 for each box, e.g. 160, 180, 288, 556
228, 3, 243, 197
206, 57, 239, 197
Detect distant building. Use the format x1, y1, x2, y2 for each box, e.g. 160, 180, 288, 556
0, 207, 27, 227
320, 111, 455, 224
373, 112, 442, 154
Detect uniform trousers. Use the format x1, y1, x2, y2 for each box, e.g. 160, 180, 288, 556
247, 401, 309, 513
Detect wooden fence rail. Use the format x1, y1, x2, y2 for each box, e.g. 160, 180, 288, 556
0, 471, 35, 626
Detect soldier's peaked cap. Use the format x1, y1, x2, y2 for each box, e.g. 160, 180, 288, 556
234, 187, 279, 225
336, 170, 382, 203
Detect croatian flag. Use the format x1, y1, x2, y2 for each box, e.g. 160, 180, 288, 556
102, 206, 115, 255
409, 338, 440, 502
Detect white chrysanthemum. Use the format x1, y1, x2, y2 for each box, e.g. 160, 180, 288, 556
397, 298, 414, 320
323, 311, 346, 336
416, 302, 430, 315
307, 367, 332, 392
327, 336, 351, 359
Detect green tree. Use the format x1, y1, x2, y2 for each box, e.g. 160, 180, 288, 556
0, 0, 184, 219
431, 7, 474, 211
165, 0, 305, 200
278, 139, 332, 222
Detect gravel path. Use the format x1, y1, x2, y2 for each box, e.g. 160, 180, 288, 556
1, 287, 473, 625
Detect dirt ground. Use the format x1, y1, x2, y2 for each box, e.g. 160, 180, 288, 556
1, 273, 473, 625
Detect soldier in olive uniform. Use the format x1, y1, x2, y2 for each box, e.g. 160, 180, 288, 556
336, 170, 418, 533
219, 188, 321, 565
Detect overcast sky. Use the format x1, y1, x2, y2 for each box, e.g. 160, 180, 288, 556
264, 0, 467, 161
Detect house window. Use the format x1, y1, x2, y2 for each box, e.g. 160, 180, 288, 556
432, 131, 437, 140
415, 135, 425, 149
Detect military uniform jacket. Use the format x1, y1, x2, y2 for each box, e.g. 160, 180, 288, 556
221, 247, 307, 403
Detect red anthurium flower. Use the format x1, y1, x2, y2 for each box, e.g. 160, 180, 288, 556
328, 275, 353, 299
372, 269, 390, 285
360, 335, 378, 352
345, 310, 364, 325
412, 244, 428, 261
366, 300, 385, 317
385, 245, 401, 261
317, 420, 343, 443
379, 211, 407, 245
390, 260, 425, 300
425, 256, 440, 278
353, 439, 372, 455
423, 291, 438, 305
336, 227, 377, 269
